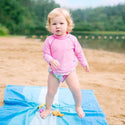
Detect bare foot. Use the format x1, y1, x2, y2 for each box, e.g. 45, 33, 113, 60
40, 109, 51, 119
76, 106, 85, 118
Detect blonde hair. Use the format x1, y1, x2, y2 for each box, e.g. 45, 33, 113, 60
46, 8, 74, 32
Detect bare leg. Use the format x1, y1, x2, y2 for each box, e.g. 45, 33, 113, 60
40, 73, 60, 119
65, 71, 85, 118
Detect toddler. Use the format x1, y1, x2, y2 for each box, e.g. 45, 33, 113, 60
40, 8, 89, 119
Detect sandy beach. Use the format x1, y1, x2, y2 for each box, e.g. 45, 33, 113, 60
0, 36, 125, 125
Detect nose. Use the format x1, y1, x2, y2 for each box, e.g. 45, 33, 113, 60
56, 24, 60, 28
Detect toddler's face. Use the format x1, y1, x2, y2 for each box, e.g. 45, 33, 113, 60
50, 16, 68, 36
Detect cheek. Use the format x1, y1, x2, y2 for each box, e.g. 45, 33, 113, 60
50, 26, 55, 31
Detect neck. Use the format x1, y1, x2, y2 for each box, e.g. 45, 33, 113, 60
53, 33, 69, 39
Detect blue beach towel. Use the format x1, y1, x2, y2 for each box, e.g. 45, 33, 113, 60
0, 85, 108, 125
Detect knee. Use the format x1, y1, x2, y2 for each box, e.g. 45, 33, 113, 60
69, 86, 80, 94
47, 89, 57, 97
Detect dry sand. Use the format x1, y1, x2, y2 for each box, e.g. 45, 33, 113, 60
0, 36, 125, 125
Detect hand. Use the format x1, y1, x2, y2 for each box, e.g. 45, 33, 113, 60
49, 59, 60, 70
83, 65, 89, 72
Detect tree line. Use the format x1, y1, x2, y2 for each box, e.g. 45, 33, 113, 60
72, 5, 125, 32
0, 0, 125, 35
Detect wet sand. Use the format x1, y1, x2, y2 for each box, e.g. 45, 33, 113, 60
0, 36, 125, 125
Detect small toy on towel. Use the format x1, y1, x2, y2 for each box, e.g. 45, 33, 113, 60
38, 103, 64, 117
38, 103, 46, 109
52, 111, 64, 117
39, 109, 44, 113
38, 103, 46, 113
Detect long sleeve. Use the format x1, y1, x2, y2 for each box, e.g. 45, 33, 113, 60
43, 37, 53, 64
73, 36, 88, 67
42, 34, 88, 74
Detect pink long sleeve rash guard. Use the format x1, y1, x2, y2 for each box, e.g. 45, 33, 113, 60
43, 34, 88, 74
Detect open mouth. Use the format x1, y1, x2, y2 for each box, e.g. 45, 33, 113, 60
56, 30, 60, 32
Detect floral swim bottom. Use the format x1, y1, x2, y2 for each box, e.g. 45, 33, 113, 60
48, 68, 69, 83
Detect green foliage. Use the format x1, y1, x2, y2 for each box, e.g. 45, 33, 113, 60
0, 0, 125, 35
0, 0, 59, 35
0, 24, 9, 36
72, 4, 125, 31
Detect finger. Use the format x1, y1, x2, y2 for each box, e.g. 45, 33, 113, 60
51, 64, 58, 70
54, 61, 60, 68
54, 60, 60, 66
86, 67, 89, 72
